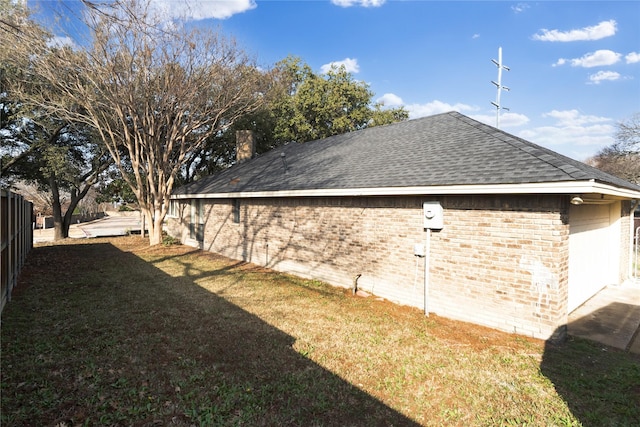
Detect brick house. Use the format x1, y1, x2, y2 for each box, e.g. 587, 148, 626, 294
167, 111, 640, 341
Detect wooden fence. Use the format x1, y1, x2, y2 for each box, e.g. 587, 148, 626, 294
1, 189, 33, 313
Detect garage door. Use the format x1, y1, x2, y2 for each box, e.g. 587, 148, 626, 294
568, 202, 620, 313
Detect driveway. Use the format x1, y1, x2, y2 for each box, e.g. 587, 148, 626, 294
568, 282, 640, 354
33, 214, 145, 243
77, 215, 143, 238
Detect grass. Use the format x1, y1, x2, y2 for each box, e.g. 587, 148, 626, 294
2, 236, 639, 426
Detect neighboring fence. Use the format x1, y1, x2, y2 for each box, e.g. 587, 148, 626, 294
1, 189, 33, 313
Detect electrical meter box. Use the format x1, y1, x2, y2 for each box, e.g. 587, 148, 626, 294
423, 201, 443, 230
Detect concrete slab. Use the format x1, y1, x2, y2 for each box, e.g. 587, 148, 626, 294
568, 284, 640, 354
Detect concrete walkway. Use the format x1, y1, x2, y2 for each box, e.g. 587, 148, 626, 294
568, 282, 640, 354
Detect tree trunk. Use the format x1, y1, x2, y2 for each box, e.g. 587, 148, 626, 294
52, 202, 67, 240
49, 175, 69, 240
139, 207, 161, 245
140, 211, 146, 238
149, 208, 164, 245
49, 175, 96, 241
62, 188, 89, 240
149, 225, 162, 245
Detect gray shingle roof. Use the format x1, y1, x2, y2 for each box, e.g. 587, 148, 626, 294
174, 111, 640, 196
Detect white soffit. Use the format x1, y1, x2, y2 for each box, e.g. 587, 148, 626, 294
172, 180, 640, 200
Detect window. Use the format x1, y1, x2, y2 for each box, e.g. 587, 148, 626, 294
232, 199, 240, 224
190, 199, 204, 242
167, 199, 179, 218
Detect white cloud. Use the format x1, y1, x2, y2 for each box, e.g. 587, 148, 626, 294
626, 52, 640, 64
588, 70, 621, 84
321, 58, 360, 74
371, 96, 478, 119
471, 112, 530, 128
519, 125, 614, 160
555, 50, 621, 68
532, 19, 617, 42
511, 3, 530, 14
405, 100, 477, 119
372, 97, 529, 128
152, 0, 256, 21
517, 110, 615, 159
376, 93, 403, 107
46, 36, 76, 49
331, 0, 386, 7
472, 34, 480, 40
543, 109, 610, 126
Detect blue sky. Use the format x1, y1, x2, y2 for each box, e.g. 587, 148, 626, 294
30, 0, 640, 161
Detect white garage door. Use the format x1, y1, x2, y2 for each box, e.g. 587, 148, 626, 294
568, 202, 620, 313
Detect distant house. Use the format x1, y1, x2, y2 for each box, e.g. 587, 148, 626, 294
167, 112, 640, 341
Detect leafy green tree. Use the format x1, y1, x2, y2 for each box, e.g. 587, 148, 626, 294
96, 175, 138, 207
370, 103, 411, 127
272, 56, 408, 144
1, 112, 112, 239
0, 107, 112, 237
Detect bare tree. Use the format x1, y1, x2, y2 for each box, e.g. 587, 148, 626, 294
2, 1, 113, 240
12, 181, 54, 217
615, 113, 640, 152
587, 147, 640, 184
8, 0, 268, 245
587, 113, 640, 184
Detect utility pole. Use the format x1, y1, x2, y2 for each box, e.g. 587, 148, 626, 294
491, 47, 510, 129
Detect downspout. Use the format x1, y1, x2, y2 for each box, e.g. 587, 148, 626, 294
630, 200, 639, 281
424, 228, 431, 316
352, 274, 362, 295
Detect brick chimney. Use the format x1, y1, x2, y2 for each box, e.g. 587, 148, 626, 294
236, 130, 255, 164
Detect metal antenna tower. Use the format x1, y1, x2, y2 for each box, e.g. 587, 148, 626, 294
491, 47, 510, 129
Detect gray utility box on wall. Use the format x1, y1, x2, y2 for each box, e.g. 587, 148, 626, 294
423, 201, 443, 230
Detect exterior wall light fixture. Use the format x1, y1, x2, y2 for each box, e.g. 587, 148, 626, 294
570, 196, 584, 205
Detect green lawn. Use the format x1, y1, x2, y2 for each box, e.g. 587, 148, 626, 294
2, 237, 638, 426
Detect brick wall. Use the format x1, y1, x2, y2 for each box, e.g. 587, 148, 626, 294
168, 197, 428, 305
428, 196, 569, 340
167, 194, 574, 340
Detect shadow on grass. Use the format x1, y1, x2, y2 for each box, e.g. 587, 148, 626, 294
540, 318, 640, 426
1, 241, 419, 426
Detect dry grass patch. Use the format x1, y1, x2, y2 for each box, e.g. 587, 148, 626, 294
2, 237, 638, 426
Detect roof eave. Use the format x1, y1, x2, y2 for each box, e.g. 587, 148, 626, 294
172, 180, 640, 201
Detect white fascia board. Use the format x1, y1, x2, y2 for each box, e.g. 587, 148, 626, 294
171, 180, 640, 200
